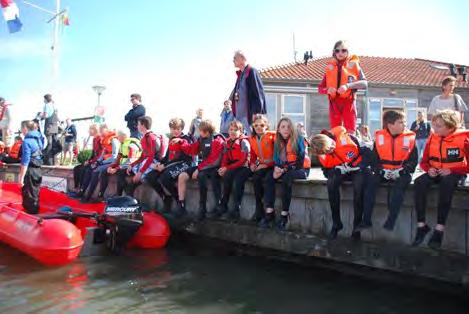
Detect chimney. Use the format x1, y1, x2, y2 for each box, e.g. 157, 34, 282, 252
449, 64, 458, 77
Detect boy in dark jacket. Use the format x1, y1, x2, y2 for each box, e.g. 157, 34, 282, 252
310, 126, 371, 240
146, 118, 194, 216
172, 119, 225, 221
18, 120, 44, 214
361, 110, 417, 231
124, 93, 146, 139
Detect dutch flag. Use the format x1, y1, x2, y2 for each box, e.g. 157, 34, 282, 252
1, 0, 22, 33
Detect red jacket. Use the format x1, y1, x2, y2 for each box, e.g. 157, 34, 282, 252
420, 134, 469, 175
222, 137, 250, 170
181, 135, 225, 171
89, 136, 103, 164
131, 131, 158, 174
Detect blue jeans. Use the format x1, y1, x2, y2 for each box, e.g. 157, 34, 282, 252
416, 138, 427, 162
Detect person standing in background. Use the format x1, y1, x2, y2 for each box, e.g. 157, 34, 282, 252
229, 50, 266, 135
220, 100, 235, 137
189, 108, 204, 140
124, 93, 146, 139
428, 76, 467, 127
0, 97, 11, 146
61, 118, 77, 165
410, 111, 431, 162
41, 94, 59, 165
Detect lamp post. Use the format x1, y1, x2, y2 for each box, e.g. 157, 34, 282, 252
92, 85, 106, 124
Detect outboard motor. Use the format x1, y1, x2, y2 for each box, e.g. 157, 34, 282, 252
98, 196, 144, 254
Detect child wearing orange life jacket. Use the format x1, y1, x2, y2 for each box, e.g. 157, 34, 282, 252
260, 117, 311, 230
318, 40, 368, 133
2, 136, 22, 163
213, 120, 252, 221
248, 114, 276, 222
310, 126, 371, 240
413, 110, 469, 249
361, 110, 418, 232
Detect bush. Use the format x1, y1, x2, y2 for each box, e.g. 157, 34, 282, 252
77, 149, 93, 164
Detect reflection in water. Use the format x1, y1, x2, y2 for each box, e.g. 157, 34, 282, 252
0, 243, 466, 314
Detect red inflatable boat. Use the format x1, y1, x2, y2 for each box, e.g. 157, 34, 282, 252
0, 182, 171, 266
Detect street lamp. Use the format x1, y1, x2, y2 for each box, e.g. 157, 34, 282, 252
92, 85, 106, 123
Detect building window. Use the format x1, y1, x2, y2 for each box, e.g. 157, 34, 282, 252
367, 98, 419, 135
282, 94, 305, 127
265, 93, 277, 129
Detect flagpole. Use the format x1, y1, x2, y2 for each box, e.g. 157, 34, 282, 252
51, 0, 61, 89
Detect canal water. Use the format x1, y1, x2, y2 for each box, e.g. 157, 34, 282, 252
0, 241, 466, 314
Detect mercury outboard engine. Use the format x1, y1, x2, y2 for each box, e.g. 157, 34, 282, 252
98, 196, 144, 254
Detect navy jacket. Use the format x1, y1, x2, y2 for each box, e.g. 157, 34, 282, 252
230, 65, 267, 118
124, 104, 146, 133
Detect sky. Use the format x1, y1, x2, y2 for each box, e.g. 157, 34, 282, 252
1, 0, 468, 138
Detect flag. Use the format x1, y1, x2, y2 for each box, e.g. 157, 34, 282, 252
62, 11, 70, 26
1, 0, 22, 33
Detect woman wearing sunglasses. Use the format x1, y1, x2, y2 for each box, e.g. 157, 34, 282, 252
318, 40, 368, 134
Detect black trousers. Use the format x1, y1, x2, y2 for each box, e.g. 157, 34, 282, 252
325, 168, 365, 228
116, 168, 141, 197
264, 168, 309, 212
73, 164, 85, 189
363, 171, 412, 228
43, 134, 57, 165
22, 165, 42, 214
221, 167, 252, 207
414, 173, 462, 225
197, 168, 221, 208
251, 167, 273, 209
80, 164, 94, 191
145, 169, 165, 198
157, 162, 192, 200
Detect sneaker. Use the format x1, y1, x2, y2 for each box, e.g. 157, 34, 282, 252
412, 225, 430, 247
277, 214, 289, 231
258, 212, 275, 229
196, 205, 207, 222
329, 223, 344, 240
173, 200, 187, 218
351, 230, 361, 241
428, 230, 444, 250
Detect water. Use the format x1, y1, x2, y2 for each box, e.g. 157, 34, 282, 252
0, 241, 466, 314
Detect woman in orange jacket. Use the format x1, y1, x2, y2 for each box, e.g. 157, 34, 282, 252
318, 40, 368, 134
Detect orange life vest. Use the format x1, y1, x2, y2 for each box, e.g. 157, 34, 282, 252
249, 131, 275, 166
9, 139, 23, 159
375, 129, 416, 169
318, 126, 361, 168
101, 131, 117, 160
325, 55, 361, 100
427, 129, 469, 169
284, 137, 311, 169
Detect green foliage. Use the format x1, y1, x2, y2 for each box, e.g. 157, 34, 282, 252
77, 149, 93, 164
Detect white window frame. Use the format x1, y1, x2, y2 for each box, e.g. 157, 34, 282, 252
281, 94, 306, 126
367, 97, 419, 134
265, 93, 278, 129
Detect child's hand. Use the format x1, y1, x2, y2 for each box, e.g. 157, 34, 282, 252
133, 172, 142, 183
171, 138, 182, 144
107, 167, 117, 175
438, 168, 451, 176
327, 87, 337, 95
218, 167, 227, 177
273, 166, 284, 179
337, 84, 348, 94
428, 167, 438, 177
156, 164, 165, 172
250, 164, 257, 172
257, 163, 268, 170
192, 169, 199, 179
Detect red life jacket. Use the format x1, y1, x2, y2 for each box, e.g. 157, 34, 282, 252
145, 131, 169, 161
101, 131, 117, 160
226, 136, 249, 165
168, 134, 194, 163
9, 139, 23, 159
318, 126, 361, 168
